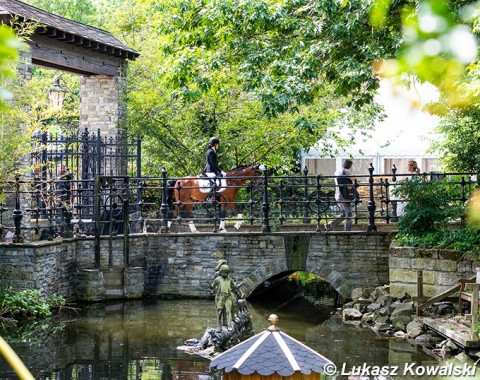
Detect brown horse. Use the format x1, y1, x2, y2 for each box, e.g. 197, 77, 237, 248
171, 165, 263, 232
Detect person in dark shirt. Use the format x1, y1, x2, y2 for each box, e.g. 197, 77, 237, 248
204, 137, 226, 176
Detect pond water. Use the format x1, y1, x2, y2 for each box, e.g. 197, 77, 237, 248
0, 297, 472, 380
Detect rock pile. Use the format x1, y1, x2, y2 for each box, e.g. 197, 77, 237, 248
340, 284, 461, 357
342, 285, 419, 332
335, 285, 480, 363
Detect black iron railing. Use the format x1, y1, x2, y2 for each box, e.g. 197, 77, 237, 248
0, 165, 477, 245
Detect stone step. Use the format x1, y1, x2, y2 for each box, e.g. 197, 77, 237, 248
103, 268, 124, 288
105, 289, 124, 298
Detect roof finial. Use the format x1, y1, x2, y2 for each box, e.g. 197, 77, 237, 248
267, 314, 279, 331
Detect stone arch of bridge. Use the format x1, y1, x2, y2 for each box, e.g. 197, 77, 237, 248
239, 261, 352, 300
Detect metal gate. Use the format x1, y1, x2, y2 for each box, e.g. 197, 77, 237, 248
30, 126, 141, 266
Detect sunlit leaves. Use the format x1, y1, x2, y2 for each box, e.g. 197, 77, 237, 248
0, 25, 24, 109
372, 0, 479, 110
467, 188, 480, 229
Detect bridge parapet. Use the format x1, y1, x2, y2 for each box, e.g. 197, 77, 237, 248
0, 231, 393, 301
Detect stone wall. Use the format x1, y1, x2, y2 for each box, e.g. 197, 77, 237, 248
308, 232, 391, 298
0, 232, 394, 301
0, 239, 77, 296
389, 242, 480, 297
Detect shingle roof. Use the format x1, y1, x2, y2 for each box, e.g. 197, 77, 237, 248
210, 328, 333, 376
0, 0, 139, 59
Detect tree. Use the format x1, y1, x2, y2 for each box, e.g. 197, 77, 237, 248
22, 0, 480, 177
99, 0, 389, 176
430, 107, 480, 172
137, 0, 402, 117
21, 0, 99, 25
0, 24, 28, 190
0, 25, 23, 109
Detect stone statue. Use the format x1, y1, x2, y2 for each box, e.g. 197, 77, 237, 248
211, 263, 243, 332
179, 260, 253, 355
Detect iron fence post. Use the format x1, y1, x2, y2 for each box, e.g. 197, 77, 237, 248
302, 167, 311, 224
80, 128, 90, 220
123, 176, 130, 265
96, 129, 102, 176
277, 180, 285, 225
383, 178, 391, 223
40, 132, 48, 217
136, 135, 142, 178
247, 181, 255, 224
261, 166, 271, 233
136, 135, 142, 213
212, 180, 219, 232
63, 170, 73, 238
94, 176, 101, 268
314, 175, 323, 228
160, 167, 170, 232
367, 163, 377, 232
12, 175, 23, 243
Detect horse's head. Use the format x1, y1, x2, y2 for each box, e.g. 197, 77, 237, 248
227, 165, 265, 185
251, 165, 266, 185
252, 164, 266, 176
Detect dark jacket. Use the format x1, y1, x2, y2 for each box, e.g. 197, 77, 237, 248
204, 147, 222, 175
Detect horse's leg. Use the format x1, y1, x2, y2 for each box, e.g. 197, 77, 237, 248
218, 204, 227, 232
234, 213, 243, 230
219, 219, 226, 232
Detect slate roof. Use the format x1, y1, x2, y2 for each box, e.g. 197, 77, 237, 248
0, 0, 139, 59
210, 328, 333, 377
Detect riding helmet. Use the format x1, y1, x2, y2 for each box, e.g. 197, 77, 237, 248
209, 137, 220, 146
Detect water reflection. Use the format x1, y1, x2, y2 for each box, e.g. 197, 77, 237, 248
0, 298, 436, 379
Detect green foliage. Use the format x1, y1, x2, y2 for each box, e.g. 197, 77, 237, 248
371, 0, 478, 110
129, 0, 400, 117
0, 287, 66, 319
393, 176, 465, 233
394, 175, 480, 255
289, 271, 322, 286
102, 0, 385, 176
0, 24, 24, 109
467, 188, 480, 227
22, 0, 99, 25
430, 106, 480, 172
395, 228, 480, 255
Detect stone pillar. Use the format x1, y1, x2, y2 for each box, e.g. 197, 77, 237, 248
124, 267, 144, 299
79, 69, 126, 139
77, 268, 105, 301
79, 65, 128, 175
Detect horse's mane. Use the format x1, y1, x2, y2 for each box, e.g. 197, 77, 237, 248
228, 165, 252, 173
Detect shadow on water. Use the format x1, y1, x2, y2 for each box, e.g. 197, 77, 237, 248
0, 294, 439, 379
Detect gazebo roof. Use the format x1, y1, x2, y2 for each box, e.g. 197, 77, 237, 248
210, 316, 333, 377
0, 0, 139, 60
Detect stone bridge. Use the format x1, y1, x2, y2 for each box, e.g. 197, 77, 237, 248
1, 230, 478, 302
0, 231, 392, 301
139, 232, 391, 299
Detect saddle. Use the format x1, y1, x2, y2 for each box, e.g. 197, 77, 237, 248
198, 173, 226, 194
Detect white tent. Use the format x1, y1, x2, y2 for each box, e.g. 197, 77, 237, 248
301, 79, 440, 176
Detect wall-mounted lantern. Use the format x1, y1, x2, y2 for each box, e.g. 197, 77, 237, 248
48, 77, 67, 111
